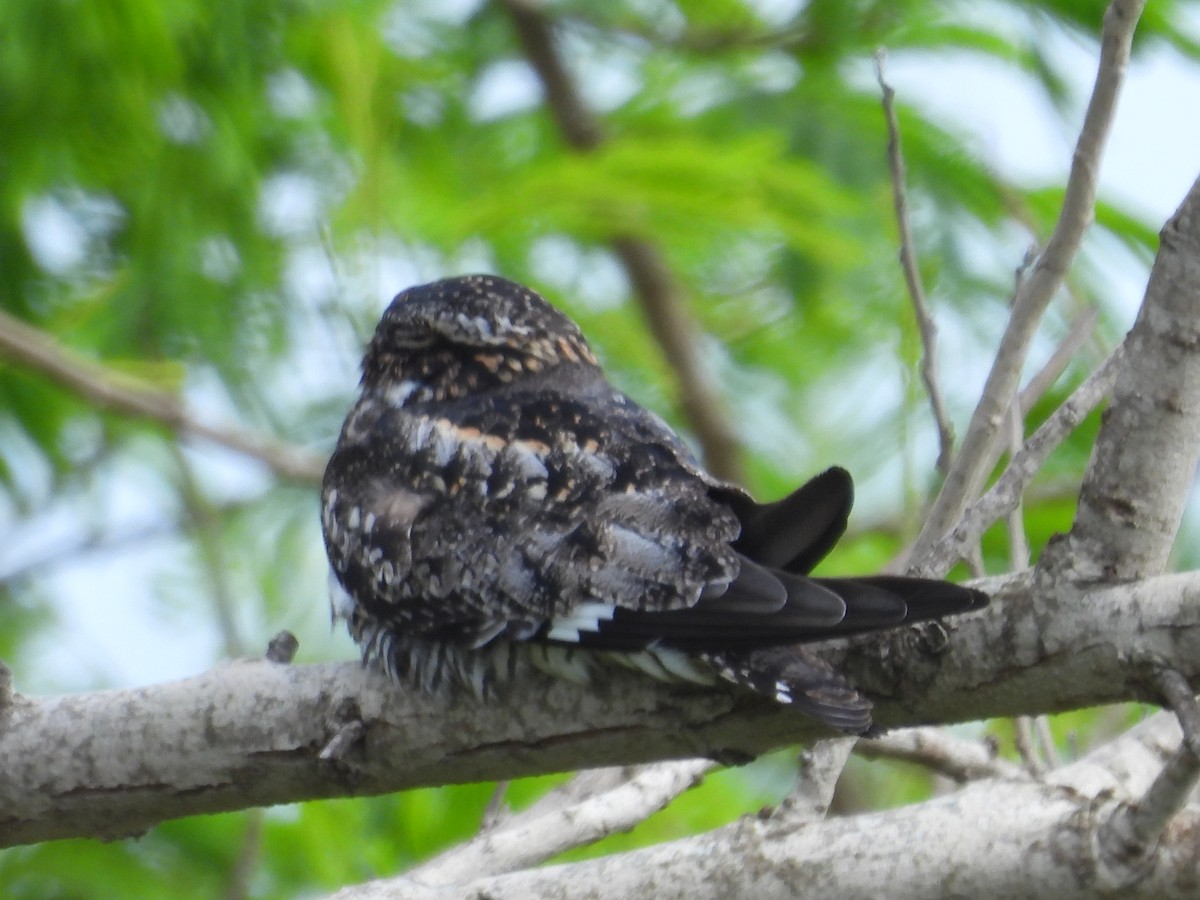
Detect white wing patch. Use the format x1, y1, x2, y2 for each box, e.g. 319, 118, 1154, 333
546, 601, 618, 642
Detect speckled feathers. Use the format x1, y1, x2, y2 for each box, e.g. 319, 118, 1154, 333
321, 274, 988, 733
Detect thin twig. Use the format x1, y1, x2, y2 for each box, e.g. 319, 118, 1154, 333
1013, 717, 1046, 776
0, 308, 325, 484
480, 781, 512, 832
170, 449, 267, 900
502, 0, 744, 482
224, 811, 263, 900
1018, 305, 1100, 417
1036, 716, 1062, 768
907, 0, 1146, 560
911, 342, 1124, 576
1005, 405, 1030, 570
857, 727, 1027, 783
951, 264, 1099, 535
1001, 247, 1033, 570
967, 302, 1101, 495
875, 48, 954, 476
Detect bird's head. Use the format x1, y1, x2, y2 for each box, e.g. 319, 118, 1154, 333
360, 274, 599, 404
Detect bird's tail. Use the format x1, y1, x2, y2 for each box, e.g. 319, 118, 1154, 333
704, 646, 875, 734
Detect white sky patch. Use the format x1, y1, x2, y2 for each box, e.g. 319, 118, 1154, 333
381, 0, 484, 58
21, 194, 88, 275
258, 172, 323, 237
558, 29, 644, 114
529, 235, 630, 312
157, 93, 212, 145
468, 59, 543, 121
198, 235, 241, 284
267, 68, 319, 119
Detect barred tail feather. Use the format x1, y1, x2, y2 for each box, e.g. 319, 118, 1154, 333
705, 647, 874, 735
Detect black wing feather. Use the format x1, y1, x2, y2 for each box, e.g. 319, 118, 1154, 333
731, 467, 852, 573
553, 469, 986, 657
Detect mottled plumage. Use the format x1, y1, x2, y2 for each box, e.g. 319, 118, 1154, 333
322, 275, 987, 733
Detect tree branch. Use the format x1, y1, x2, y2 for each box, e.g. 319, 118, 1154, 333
911, 342, 1124, 577
1040, 174, 1200, 581
406, 760, 711, 887
856, 727, 1026, 782
875, 48, 955, 476
10, 570, 1200, 848
909, 0, 1146, 559
0, 308, 325, 484
330, 712, 1200, 899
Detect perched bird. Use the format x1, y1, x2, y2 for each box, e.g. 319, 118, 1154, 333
321, 275, 987, 734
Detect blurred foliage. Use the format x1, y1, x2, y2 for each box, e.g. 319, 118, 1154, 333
0, 0, 1196, 894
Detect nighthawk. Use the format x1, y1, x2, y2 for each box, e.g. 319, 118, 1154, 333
321, 274, 987, 734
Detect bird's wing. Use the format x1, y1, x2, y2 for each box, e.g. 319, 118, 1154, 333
726, 466, 853, 574
324, 380, 985, 656
322, 376, 737, 641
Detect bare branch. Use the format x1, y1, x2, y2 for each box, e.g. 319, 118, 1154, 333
911, 342, 1123, 576
172, 445, 247, 657
1005, 403, 1031, 569
335, 712, 1200, 900
936, 270, 1100, 552
1098, 669, 1200, 878
502, 0, 744, 482
1041, 174, 1200, 581
1018, 305, 1101, 416
857, 727, 1026, 783
405, 760, 710, 887
1156, 668, 1200, 757
773, 738, 854, 823
0, 308, 325, 484
11, 571, 1200, 847
225, 813, 263, 900
875, 48, 955, 475
1036, 716, 1063, 768
0, 519, 178, 586
909, 0, 1146, 559
1014, 716, 1048, 776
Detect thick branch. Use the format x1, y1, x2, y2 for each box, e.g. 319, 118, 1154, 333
1041, 174, 1200, 581
0, 308, 325, 484
7, 571, 1200, 847
349, 712, 1198, 900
